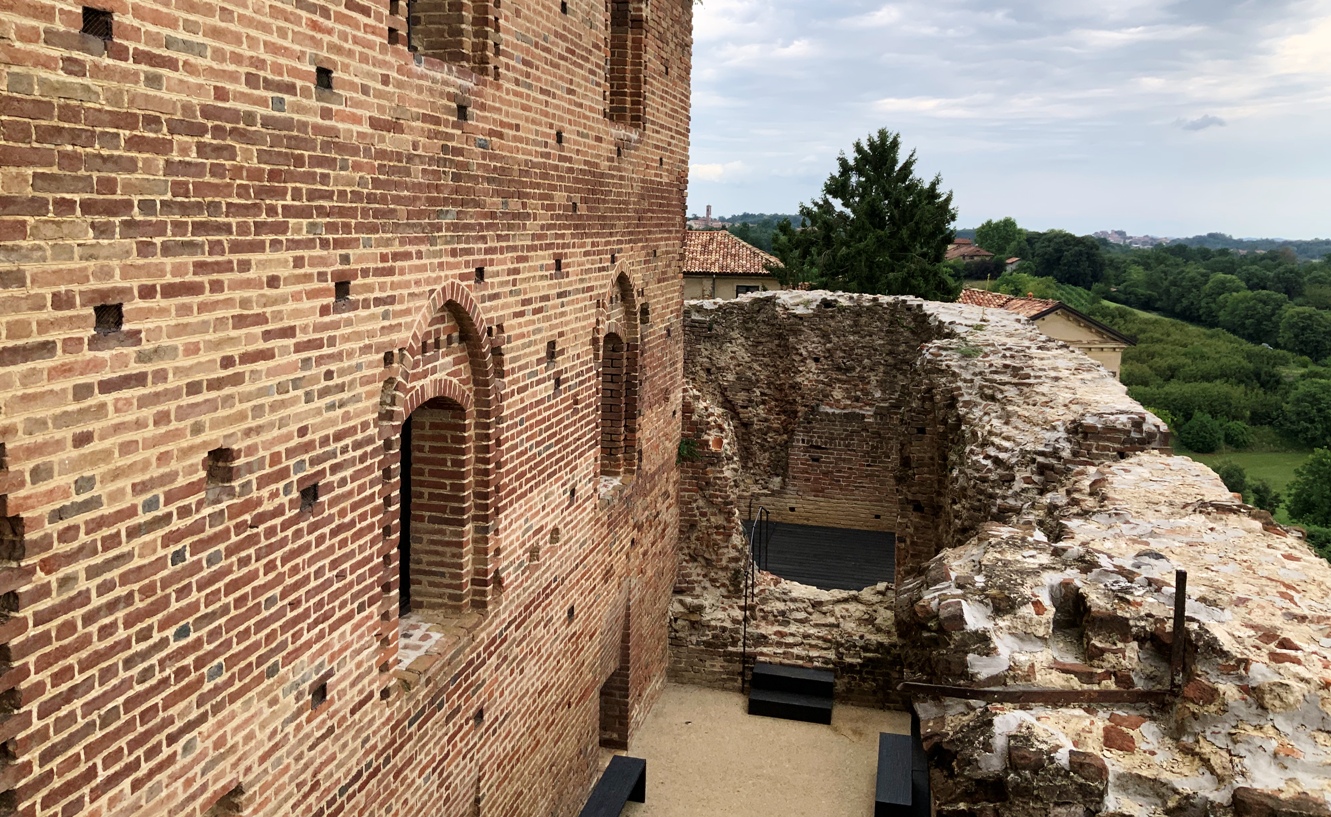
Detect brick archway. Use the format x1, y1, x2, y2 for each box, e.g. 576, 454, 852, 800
377, 282, 503, 676
596, 267, 641, 480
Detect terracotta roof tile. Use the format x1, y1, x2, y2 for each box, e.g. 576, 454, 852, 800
684, 230, 781, 276
959, 288, 1061, 318
945, 243, 995, 262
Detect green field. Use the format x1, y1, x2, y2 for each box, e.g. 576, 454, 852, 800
1186, 450, 1310, 495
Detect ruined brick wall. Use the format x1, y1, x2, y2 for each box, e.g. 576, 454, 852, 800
767, 406, 896, 531
0, 0, 690, 813
673, 294, 944, 704
895, 337, 1172, 580
673, 292, 1169, 706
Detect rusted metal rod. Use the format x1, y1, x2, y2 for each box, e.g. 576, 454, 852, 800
898, 682, 1172, 705
1170, 569, 1188, 689
901, 570, 1191, 708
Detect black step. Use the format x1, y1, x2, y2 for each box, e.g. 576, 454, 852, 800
747, 688, 833, 724
751, 662, 835, 698
579, 755, 646, 817
876, 732, 930, 817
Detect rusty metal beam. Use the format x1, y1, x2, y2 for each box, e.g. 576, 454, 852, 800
898, 682, 1173, 705
1171, 569, 1188, 689
899, 569, 1193, 709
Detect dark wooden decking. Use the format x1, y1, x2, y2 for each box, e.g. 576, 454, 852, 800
746, 522, 896, 591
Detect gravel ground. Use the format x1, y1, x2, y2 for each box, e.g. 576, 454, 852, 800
621, 683, 911, 817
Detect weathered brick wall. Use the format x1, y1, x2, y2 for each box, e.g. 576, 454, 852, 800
673, 295, 941, 704
899, 458, 1331, 815
764, 406, 896, 531
0, 0, 690, 814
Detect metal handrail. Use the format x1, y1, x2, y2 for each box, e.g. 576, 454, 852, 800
740, 501, 771, 692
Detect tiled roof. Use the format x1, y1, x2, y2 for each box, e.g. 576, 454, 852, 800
683, 230, 782, 276
959, 288, 1061, 317
959, 289, 1134, 345
945, 243, 995, 262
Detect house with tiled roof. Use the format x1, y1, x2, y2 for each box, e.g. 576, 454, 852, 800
944, 238, 995, 263
683, 230, 786, 300
959, 288, 1134, 378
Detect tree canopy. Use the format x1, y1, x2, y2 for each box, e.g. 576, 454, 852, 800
770, 128, 960, 301
1287, 450, 1331, 528
1027, 231, 1107, 288
1280, 380, 1331, 449
975, 217, 1024, 258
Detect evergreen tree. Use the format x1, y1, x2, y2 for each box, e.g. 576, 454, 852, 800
770, 129, 959, 301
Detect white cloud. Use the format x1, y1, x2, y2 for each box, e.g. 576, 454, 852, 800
691, 161, 749, 182
688, 0, 1331, 236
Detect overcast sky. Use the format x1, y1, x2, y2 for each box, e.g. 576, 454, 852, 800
686, 0, 1331, 238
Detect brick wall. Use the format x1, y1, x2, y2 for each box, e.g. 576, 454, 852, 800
407, 397, 471, 613
673, 295, 938, 704
761, 406, 896, 531
0, 0, 690, 813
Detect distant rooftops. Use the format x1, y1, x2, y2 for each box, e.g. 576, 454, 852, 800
684, 230, 782, 276
945, 239, 995, 262
959, 289, 1134, 346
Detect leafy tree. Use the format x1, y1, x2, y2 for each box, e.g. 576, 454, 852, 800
1198, 274, 1247, 324
1143, 406, 1177, 429
1278, 307, 1331, 362
991, 272, 1060, 300
975, 217, 1024, 258
1179, 411, 1224, 453
1248, 479, 1282, 514
1216, 290, 1290, 346
1286, 449, 1331, 527
1028, 231, 1107, 288
1129, 381, 1255, 424
724, 213, 804, 252
1215, 461, 1247, 494
1302, 269, 1331, 310
1280, 380, 1331, 448
1224, 420, 1254, 450
770, 129, 959, 301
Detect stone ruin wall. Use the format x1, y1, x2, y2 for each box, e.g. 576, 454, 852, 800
673, 294, 940, 704
0, 0, 692, 815
675, 291, 1331, 815
672, 292, 1170, 705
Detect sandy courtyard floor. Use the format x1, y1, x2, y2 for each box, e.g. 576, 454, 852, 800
621, 683, 911, 817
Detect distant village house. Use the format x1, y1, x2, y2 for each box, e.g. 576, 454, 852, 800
684, 230, 786, 300
959, 289, 1134, 378
944, 237, 995, 263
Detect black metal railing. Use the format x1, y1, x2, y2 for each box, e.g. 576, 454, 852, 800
740, 500, 771, 692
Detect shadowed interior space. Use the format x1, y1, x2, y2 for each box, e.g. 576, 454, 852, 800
747, 522, 896, 591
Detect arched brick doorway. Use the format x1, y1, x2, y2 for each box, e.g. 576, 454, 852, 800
400, 396, 473, 615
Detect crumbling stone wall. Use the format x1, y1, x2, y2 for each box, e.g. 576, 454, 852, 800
673, 291, 1170, 707
0, 0, 691, 815
673, 294, 945, 703
675, 291, 1328, 816
902, 457, 1331, 816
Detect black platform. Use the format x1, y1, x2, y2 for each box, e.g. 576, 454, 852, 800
875, 732, 930, 817
747, 662, 835, 724
578, 755, 646, 817
746, 522, 895, 591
